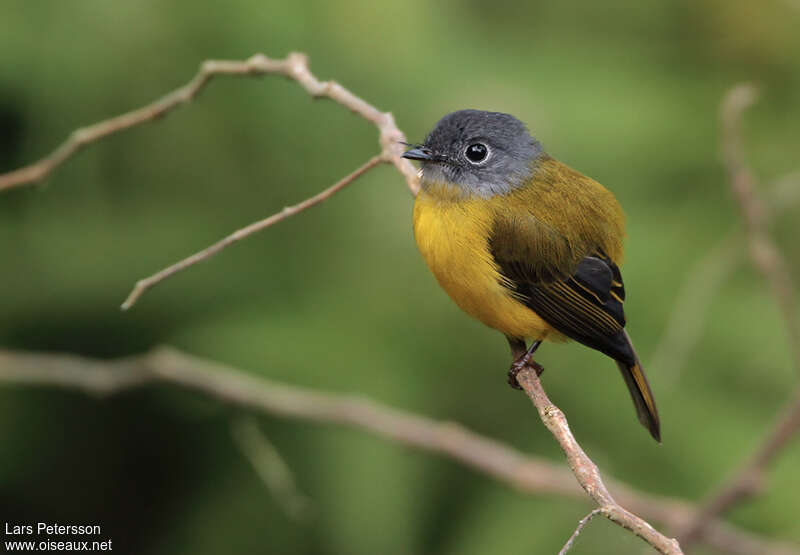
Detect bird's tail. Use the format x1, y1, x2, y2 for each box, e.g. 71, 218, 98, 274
616, 331, 661, 442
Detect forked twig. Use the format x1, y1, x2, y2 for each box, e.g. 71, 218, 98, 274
0, 53, 418, 193
3, 346, 795, 554
120, 154, 383, 309
677, 83, 800, 547
4, 60, 800, 555
558, 509, 602, 555
0, 53, 420, 310
515, 368, 682, 554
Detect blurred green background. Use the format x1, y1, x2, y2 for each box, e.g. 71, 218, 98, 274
1, 1, 799, 553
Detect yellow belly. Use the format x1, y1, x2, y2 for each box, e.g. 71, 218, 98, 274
413, 190, 557, 341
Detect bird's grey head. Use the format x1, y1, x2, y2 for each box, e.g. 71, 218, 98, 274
403, 110, 543, 198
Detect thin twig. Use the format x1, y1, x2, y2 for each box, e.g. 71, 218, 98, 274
230, 416, 312, 520
0, 53, 419, 194
721, 84, 800, 371
558, 508, 602, 555
650, 235, 741, 386
0, 347, 795, 555
514, 367, 682, 554
0, 52, 420, 310
680, 395, 800, 547
120, 154, 383, 309
652, 171, 800, 390
677, 83, 800, 547
3, 57, 800, 554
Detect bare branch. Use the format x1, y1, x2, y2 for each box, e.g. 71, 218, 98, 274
0, 52, 421, 309
1, 54, 422, 311
0, 347, 795, 555
680, 395, 800, 547
677, 83, 800, 546
558, 508, 602, 555
0, 52, 419, 310
4, 60, 800, 554
0, 53, 419, 195
721, 84, 800, 370
120, 154, 383, 310
515, 368, 682, 554
230, 416, 312, 520
652, 170, 800, 390
650, 235, 741, 385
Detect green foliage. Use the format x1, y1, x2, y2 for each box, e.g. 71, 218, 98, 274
2, 0, 799, 553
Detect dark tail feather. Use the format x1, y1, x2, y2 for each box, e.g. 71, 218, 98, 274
616, 331, 661, 442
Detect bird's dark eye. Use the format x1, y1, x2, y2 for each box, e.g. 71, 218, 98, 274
464, 143, 489, 164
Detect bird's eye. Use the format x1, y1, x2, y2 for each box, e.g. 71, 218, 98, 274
464, 143, 489, 164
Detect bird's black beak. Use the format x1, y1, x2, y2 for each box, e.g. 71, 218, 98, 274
402, 146, 435, 161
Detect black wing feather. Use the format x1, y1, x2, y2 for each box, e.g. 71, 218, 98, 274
488, 211, 660, 441
492, 240, 635, 365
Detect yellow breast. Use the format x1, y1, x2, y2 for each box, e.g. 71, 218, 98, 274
413, 187, 556, 340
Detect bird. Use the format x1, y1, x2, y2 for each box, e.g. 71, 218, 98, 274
403, 109, 660, 442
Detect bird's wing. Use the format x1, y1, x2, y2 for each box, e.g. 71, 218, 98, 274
489, 213, 632, 363
500, 155, 627, 264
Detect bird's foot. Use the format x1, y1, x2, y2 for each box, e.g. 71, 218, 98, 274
507, 353, 545, 390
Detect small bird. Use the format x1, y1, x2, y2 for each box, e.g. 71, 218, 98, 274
404, 110, 660, 441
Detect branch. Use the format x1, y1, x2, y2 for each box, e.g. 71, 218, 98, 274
677, 83, 800, 546
0, 53, 421, 310
230, 416, 312, 520
0, 53, 418, 194
649, 235, 741, 385
721, 84, 800, 370
651, 167, 800, 390
3, 347, 794, 554
679, 395, 800, 546
3, 59, 799, 554
120, 154, 383, 310
515, 368, 682, 554
558, 508, 601, 555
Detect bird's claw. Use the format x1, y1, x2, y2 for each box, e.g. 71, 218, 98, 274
507, 354, 544, 389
